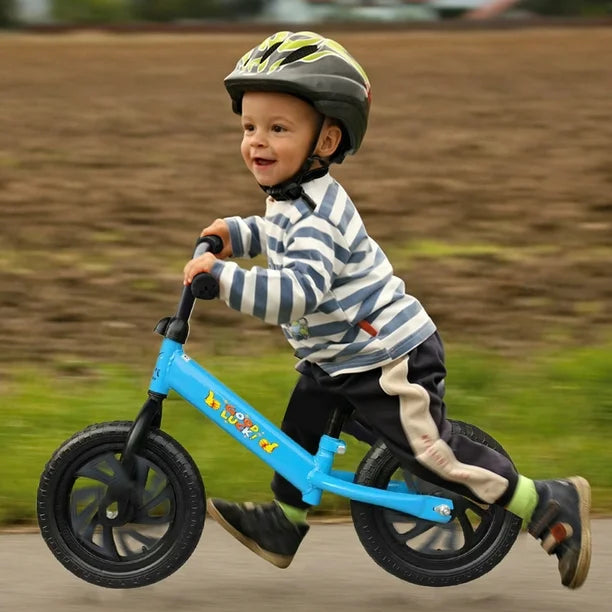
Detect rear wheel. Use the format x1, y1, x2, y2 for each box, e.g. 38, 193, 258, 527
351, 420, 522, 586
37, 421, 205, 588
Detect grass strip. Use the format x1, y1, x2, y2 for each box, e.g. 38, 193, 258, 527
1, 343, 610, 526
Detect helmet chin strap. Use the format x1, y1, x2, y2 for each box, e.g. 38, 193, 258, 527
259, 115, 329, 210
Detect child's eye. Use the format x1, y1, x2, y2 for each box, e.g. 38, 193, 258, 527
271, 125, 286, 133
243, 124, 254, 132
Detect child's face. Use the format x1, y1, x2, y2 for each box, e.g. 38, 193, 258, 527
240, 91, 322, 187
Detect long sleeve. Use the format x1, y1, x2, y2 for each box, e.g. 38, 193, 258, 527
225, 215, 268, 259
211, 215, 344, 325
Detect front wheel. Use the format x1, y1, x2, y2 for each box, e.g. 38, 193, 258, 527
351, 420, 522, 587
37, 421, 205, 588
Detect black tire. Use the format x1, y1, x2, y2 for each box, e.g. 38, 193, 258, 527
37, 421, 205, 588
350, 420, 522, 587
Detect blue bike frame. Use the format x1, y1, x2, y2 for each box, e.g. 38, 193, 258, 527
148, 336, 454, 523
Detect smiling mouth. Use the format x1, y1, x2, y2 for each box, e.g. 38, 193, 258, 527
253, 157, 276, 167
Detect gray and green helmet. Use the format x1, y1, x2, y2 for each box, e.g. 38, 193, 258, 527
224, 31, 371, 163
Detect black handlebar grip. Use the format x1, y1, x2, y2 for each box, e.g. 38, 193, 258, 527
191, 273, 219, 300
195, 234, 223, 256
190, 234, 222, 299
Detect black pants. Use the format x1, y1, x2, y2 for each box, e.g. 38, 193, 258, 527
271, 332, 519, 509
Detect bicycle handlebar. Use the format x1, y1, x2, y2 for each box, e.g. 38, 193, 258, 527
190, 235, 222, 300
194, 234, 223, 257
155, 234, 224, 343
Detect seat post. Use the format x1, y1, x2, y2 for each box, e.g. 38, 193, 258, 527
323, 405, 354, 438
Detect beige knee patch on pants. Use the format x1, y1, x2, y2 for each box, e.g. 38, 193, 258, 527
379, 357, 508, 504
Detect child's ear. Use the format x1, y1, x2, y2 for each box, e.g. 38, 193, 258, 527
316, 122, 343, 159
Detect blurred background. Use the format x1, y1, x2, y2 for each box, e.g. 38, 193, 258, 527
3, 0, 612, 26
0, 1, 610, 526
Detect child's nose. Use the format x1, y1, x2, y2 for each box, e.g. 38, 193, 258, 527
250, 129, 268, 147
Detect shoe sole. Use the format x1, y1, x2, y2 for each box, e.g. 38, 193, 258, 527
565, 476, 592, 589
206, 499, 293, 569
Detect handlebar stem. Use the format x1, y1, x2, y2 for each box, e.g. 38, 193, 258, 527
153, 235, 222, 345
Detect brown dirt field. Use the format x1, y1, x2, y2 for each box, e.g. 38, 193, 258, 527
0, 28, 610, 368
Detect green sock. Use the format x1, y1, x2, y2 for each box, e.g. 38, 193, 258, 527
275, 501, 308, 525
506, 475, 538, 523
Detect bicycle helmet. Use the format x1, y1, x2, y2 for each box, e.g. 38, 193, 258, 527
225, 31, 371, 164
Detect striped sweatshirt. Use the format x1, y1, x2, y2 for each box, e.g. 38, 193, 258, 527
210, 172, 436, 376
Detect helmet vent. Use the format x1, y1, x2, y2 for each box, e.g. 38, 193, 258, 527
260, 42, 282, 63
281, 45, 319, 66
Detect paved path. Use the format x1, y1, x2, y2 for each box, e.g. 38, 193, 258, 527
1, 520, 610, 612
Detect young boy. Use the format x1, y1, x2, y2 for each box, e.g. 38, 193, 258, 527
183, 31, 591, 589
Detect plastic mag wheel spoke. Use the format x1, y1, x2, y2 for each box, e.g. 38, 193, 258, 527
463, 499, 490, 518
136, 483, 174, 518
132, 512, 173, 526
381, 508, 413, 525
446, 522, 462, 551
75, 462, 115, 486
383, 512, 438, 545
350, 420, 523, 587
70, 491, 103, 536
120, 528, 159, 548
81, 515, 101, 544
101, 525, 121, 560
70, 492, 103, 543
456, 508, 476, 548
37, 421, 205, 588
420, 525, 448, 553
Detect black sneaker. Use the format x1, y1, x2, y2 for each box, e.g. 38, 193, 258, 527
528, 476, 591, 589
207, 498, 309, 568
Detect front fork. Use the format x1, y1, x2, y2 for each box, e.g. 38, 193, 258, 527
98, 392, 165, 525
122, 391, 165, 471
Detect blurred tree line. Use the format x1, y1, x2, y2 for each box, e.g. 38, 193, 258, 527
521, 0, 612, 15
0, 0, 611, 28
51, 0, 265, 22
0, 0, 14, 25
0, 0, 264, 25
